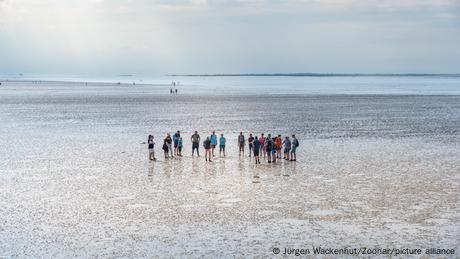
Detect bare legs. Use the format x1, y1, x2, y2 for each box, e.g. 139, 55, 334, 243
205, 148, 212, 162
220, 146, 226, 157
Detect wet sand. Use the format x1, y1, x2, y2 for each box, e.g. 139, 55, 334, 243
0, 81, 459, 257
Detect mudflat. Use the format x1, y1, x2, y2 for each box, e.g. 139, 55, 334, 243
0, 81, 459, 257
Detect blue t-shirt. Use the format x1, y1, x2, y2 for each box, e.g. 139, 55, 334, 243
173, 133, 180, 143
210, 134, 217, 145
219, 137, 226, 146
283, 139, 291, 149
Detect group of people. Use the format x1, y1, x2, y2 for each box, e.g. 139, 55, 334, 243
147, 131, 299, 164
236, 132, 299, 164
170, 81, 179, 94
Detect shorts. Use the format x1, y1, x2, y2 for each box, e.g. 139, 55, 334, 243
192, 142, 199, 149
266, 149, 272, 154
249, 144, 253, 149
149, 149, 154, 154
220, 145, 225, 151
284, 148, 291, 154
239, 143, 244, 151
174, 141, 179, 148
291, 146, 297, 154
179, 146, 182, 152
253, 149, 259, 156
211, 144, 216, 148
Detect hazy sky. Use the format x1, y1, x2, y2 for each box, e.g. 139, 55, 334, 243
1, 0, 459, 75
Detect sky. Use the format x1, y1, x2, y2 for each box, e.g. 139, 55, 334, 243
0, 0, 459, 75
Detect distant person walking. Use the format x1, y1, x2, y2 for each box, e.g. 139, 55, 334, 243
238, 132, 245, 156
191, 131, 201, 157
175, 89, 178, 94
291, 134, 299, 161
203, 137, 212, 162
248, 134, 254, 157
173, 130, 181, 156
210, 131, 218, 157
148, 135, 156, 161
219, 134, 226, 157
283, 136, 291, 160
253, 136, 261, 164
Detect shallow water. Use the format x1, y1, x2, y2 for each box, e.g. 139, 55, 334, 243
2, 74, 460, 95
0, 81, 459, 257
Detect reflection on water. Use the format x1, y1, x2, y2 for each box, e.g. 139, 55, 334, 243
191, 157, 200, 177
162, 160, 173, 177
172, 158, 184, 176
218, 158, 226, 174
148, 163, 154, 178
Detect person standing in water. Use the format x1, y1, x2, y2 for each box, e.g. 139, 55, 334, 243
248, 133, 254, 157
291, 134, 299, 161
178, 137, 183, 156
259, 133, 266, 159
272, 136, 278, 163
283, 136, 291, 160
148, 135, 156, 161
219, 134, 226, 157
203, 137, 212, 162
275, 135, 282, 159
265, 134, 273, 163
238, 132, 245, 156
165, 133, 173, 158
173, 130, 181, 156
162, 135, 170, 159
210, 131, 218, 157
191, 131, 201, 157
253, 136, 261, 164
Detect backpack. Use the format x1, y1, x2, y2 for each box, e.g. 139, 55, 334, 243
293, 138, 299, 147
275, 137, 282, 147
266, 139, 273, 149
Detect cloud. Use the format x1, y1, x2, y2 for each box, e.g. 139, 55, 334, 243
0, 0, 459, 74
154, 0, 207, 7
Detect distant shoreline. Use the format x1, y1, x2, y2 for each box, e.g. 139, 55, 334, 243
170, 73, 460, 77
